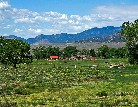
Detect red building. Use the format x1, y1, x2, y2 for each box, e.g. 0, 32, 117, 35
50, 56, 59, 59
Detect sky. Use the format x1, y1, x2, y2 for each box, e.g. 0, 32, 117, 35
0, 0, 138, 38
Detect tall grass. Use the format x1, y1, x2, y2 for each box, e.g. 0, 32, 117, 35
0, 59, 138, 106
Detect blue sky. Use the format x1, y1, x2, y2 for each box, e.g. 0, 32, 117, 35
1, 0, 138, 38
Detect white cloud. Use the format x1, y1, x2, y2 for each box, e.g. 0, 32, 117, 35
2, 24, 13, 29
0, 1, 10, 9
28, 28, 43, 34
94, 6, 138, 22
1, 1, 138, 38
45, 29, 60, 34
14, 28, 23, 33
2, 33, 8, 36
15, 18, 35, 23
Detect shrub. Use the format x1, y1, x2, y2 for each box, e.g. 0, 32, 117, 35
96, 91, 108, 97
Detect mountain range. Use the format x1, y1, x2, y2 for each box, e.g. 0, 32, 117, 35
4, 26, 123, 44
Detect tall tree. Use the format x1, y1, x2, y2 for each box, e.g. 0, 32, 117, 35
121, 19, 138, 64
97, 45, 110, 59
80, 49, 88, 55
62, 46, 78, 58
32, 46, 47, 59
89, 49, 96, 57
0, 37, 32, 68
32, 46, 61, 59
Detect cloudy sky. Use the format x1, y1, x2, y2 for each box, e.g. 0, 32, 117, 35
0, 0, 138, 38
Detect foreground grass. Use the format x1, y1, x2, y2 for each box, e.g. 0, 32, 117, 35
0, 59, 138, 106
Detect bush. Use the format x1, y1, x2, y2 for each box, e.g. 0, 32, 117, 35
96, 91, 108, 97
0, 101, 17, 107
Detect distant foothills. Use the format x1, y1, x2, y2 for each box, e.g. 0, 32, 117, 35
4, 26, 123, 44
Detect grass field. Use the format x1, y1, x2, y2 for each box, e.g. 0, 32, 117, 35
0, 59, 138, 106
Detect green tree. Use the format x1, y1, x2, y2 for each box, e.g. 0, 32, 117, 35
97, 45, 110, 59
62, 46, 78, 58
46, 46, 61, 58
89, 49, 96, 57
32, 46, 61, 59
121, 19, 138, 64
32, 46, 46, 59
0, 37, 32, 68
109, 48, 116, 58
115, 47, 128, 58
81, 49, 89, 56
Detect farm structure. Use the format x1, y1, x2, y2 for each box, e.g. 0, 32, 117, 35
50, 56, 59, 60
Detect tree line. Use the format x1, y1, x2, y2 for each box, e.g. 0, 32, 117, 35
32, 45, 128, 59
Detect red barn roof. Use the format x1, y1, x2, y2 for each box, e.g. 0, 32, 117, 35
50, 56, 59, 59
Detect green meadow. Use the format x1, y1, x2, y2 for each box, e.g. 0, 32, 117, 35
0, 59, 138, 107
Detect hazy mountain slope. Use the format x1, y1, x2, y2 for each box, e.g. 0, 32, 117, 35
4, 26, 122, 44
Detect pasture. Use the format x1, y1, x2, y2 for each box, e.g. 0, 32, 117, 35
0, 59, 138, 106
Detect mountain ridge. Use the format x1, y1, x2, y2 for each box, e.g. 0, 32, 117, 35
4, 26, 122, 44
